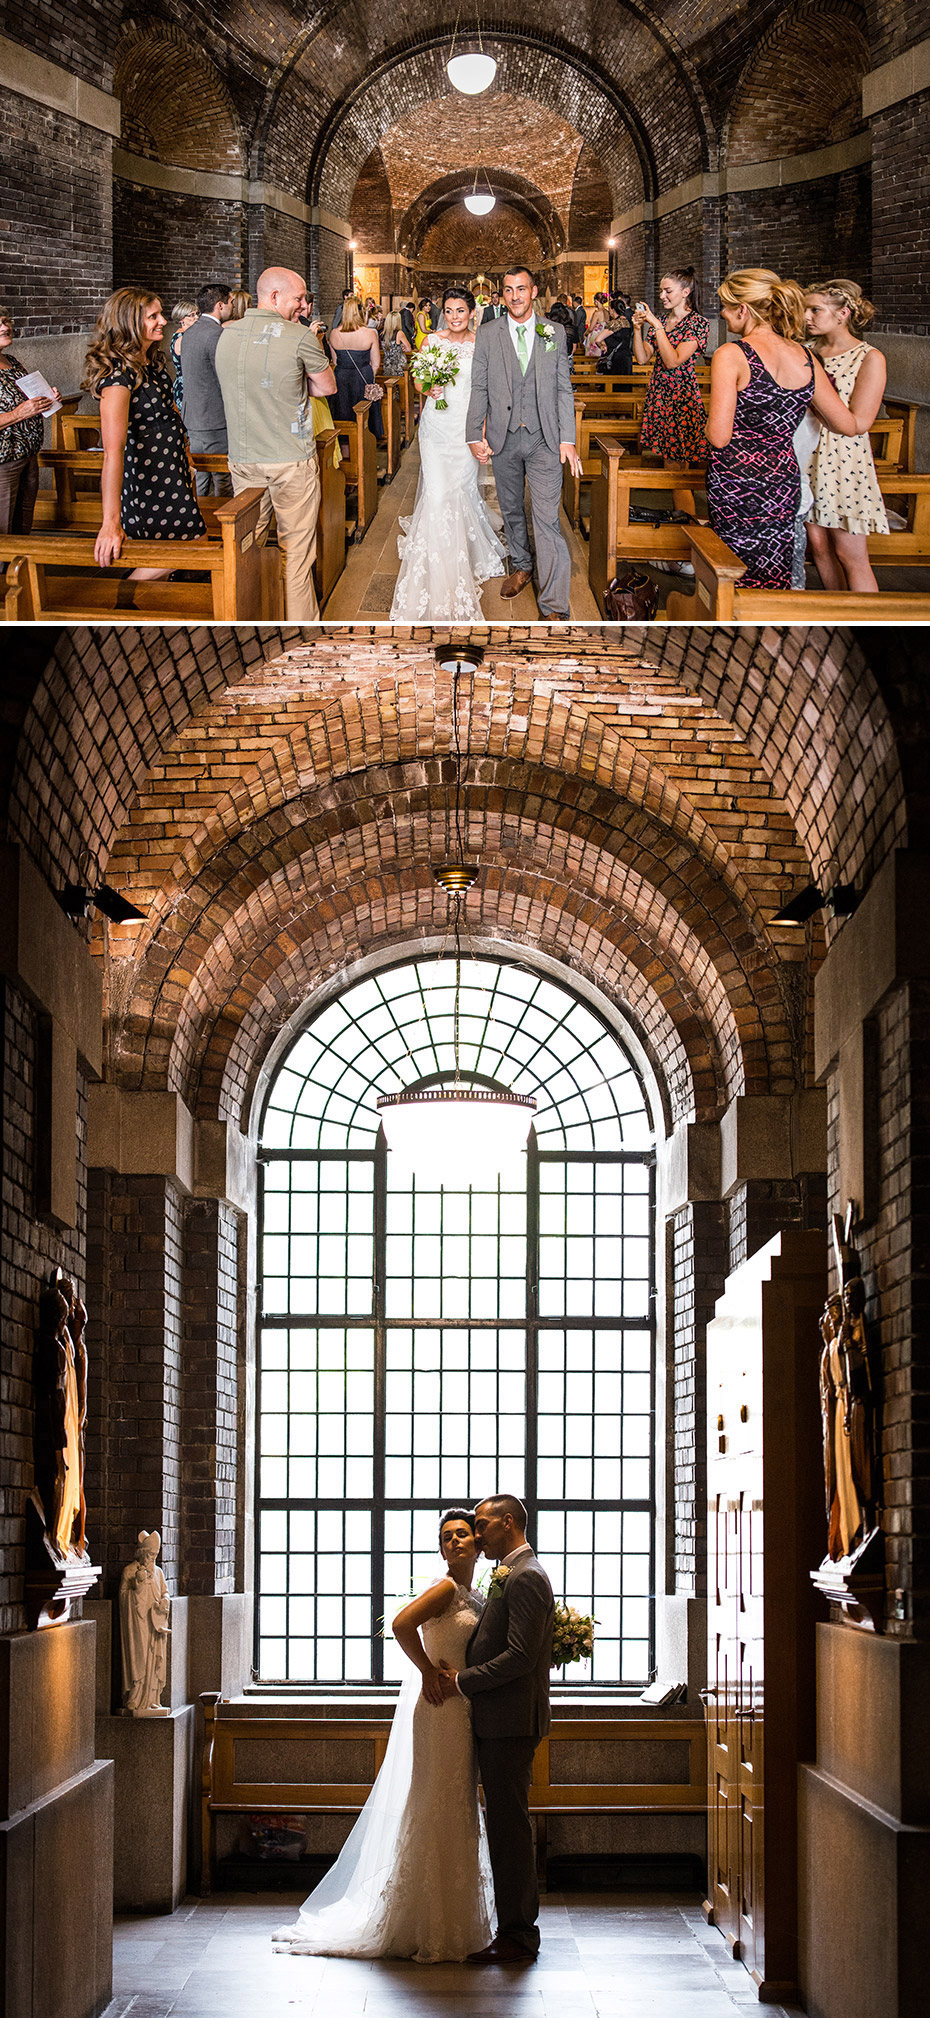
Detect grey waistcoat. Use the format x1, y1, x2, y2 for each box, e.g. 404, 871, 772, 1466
507, 331, 542, 435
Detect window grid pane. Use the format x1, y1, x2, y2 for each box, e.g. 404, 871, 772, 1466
256, 958, 655, 1688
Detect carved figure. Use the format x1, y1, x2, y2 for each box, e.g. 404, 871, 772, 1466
819, 1223, 876, 1562
33, 1271, 88, 1557
119, 1530, 171, 1715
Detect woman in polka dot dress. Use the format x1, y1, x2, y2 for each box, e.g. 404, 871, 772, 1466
803, 279, 888, 593
83, 288, 204, 577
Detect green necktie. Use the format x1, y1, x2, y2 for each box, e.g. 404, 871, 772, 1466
517, 323, 529, 375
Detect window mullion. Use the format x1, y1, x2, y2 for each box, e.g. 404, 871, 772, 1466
372, 1127, 387, 1683
525, 1130, 539, 1543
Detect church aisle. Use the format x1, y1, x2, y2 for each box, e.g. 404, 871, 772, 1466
102, 1892, 806, 2018
323, 432, 600, 621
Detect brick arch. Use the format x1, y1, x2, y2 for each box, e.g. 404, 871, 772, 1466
350, 148, 394, 256
400, 172, 567, 263
107, 776, 796, 1120
568, 144, 613, 251
416, 205, 548, 275
723, 1, 869, 167
114, 19, 246, 173
372, 91, 587, 234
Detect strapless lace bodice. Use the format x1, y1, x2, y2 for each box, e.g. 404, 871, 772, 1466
422, 1582, 483, 1668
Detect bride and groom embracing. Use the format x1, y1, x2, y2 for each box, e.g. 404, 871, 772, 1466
275, 1494, 555, 1965
390, 269, 583, 622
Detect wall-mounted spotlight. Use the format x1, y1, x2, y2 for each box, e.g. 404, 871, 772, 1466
771, 882, 858, 926
60, 882, 146, 923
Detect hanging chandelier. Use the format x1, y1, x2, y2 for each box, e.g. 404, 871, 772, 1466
463, 96, 496, 215
377, 649, 535, 1179
447, 4, 497, 94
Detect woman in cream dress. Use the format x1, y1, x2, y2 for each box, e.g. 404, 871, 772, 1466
804, 280, 888, 592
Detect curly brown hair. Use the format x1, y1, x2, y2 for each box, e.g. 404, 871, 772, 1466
82, 288, 164, 395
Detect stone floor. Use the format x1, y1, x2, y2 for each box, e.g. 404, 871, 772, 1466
102, 1891, 808, 2018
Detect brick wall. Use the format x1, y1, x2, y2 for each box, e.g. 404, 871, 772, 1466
669, 1203, 728, 1596
871, 90, 930, 336
0, 1, 120, 87
351, 147, 394, 255
417, 205, 544, 277
181, 1199, 240, 1596
0, 980, 87, 1634
314, 225, 348, 315
725, 168, 873, 295
113, 178, 246, 302
0, 99, 112, 336
568, 143, 612, 250
658, 203, 704, 291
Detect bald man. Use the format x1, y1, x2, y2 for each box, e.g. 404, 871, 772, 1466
215, 266, 336, 619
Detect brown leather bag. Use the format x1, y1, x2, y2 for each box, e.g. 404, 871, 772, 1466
604, 569, 659, 621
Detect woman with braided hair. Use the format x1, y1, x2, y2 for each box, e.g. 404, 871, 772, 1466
803, 279, 888, 592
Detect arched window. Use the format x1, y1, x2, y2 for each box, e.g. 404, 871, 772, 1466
257, 955, 656, 1688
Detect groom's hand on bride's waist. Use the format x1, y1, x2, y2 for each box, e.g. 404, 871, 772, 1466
560, 442, 584, 477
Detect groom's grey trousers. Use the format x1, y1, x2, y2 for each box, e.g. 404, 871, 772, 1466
493, 428, 571, 618
475, 1735, 540, 1954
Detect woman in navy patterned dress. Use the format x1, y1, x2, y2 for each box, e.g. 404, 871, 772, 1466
705, 269, 868, 589
83, 288, 204, 580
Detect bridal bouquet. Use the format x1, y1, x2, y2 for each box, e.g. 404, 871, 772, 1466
409, 341, 460, 411
551, 1601, 596, 1668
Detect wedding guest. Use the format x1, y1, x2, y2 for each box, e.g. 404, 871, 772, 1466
400, 300, 417, 344
381, 312, 412, 376
0, 305, 59, 534
803, 279, 888, 593
227, 289, 251, 321
705, 267, 869, 589
330, 297, 384, 440
169, 300, 198, 406
180, 283, 232, 495
331, 287, 357, 332
572, 294, 587, 347
633, 268, 707, 461
549, 301, 576, 357
584, 306, 608, 358
83, 288, 204, 580
214, 264, 336, 619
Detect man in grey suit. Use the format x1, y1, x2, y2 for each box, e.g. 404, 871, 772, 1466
465, 266, 582, 619
180, 283, 232, 495
437, 1493, 555, 1963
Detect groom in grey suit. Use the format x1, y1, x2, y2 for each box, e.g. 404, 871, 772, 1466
437, 1493, 555, 1962
465, 268, 582, 620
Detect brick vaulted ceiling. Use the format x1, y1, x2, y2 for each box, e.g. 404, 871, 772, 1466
6, 626, 908, 1147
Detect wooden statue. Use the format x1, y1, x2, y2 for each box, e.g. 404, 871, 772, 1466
27, 1268, 99, 1626
818, 1209, 877, 1563
33, 1269, 88, 1558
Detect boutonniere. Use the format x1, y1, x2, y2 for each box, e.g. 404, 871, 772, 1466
489, 1565, 512, 1593
535, 320, 557, 352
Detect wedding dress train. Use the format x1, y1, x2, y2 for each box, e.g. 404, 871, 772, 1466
273, 1584, 494, 1963
389, 336, 506, 621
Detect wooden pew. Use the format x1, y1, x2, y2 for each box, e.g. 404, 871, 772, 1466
376, 377, 403, 481
563, 399, 650, 532
663, 523, 930, 621
337, 398, 379, 540
394, 367, 417, 445
882, 399, 921, 473
587, 440, 707, 611
1, 488, 264, 621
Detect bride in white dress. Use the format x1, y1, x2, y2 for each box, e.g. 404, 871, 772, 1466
274, 1509, 494, 1963
390, 287, 506, 621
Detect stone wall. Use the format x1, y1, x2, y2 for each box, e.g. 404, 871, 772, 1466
725, 167, 872, 294
112, 177, 246, 301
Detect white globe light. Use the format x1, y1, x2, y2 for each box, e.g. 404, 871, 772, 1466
447, 52, 497, 94
378, 1083, 534, 1181
463, 191, 496, 215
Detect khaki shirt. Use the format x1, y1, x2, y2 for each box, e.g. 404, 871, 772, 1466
215, 308, 330, 464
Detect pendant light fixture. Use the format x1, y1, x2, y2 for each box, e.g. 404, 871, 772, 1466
463, 95, 496, 216
377, 649, 535, 1179
446, 4, 497, 94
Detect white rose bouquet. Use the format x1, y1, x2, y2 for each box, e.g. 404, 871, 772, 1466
550, 1600, 596, 1668
409, 340, 461, 411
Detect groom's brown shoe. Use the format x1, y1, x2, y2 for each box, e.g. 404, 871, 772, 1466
500, 567, 533, 598
465, 1936, 537, 1964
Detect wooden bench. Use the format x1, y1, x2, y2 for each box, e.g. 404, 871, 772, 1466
564, 398, 651, 531
337, 398, 379, 540
1, 488, 264, 620
393, 367, 417, 445
588, 441, 708, 610
199, 1694, 706, 1894
663, 523, 930, 621
376, 377, 403, 481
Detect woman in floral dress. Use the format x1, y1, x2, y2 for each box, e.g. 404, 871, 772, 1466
633, 268, 707, 513
705, 268, 870, 590
803, 279, 888, 593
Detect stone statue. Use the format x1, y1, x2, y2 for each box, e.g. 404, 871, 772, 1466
818, 1213, 877, 1563
119, 1530, 171, 1715
33, 1270, 88, 1557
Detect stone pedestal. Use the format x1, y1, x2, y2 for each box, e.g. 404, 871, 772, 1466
0, 1621, 113, 2018
798, 1625, 930, 2018
85, 1593, 189, 1715
95, 1706, 195, 1912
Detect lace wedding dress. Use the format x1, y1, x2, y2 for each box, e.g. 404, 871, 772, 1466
274, 1584, 494, 1963
390, 336, 506, 620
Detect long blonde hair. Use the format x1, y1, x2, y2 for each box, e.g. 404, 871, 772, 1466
82, 288, 163, 393
382, 310, 403, 342
718, 267, 806, 341
227, 288, 251, 321
340, 298, 365, 333
805, 277, 875, 339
